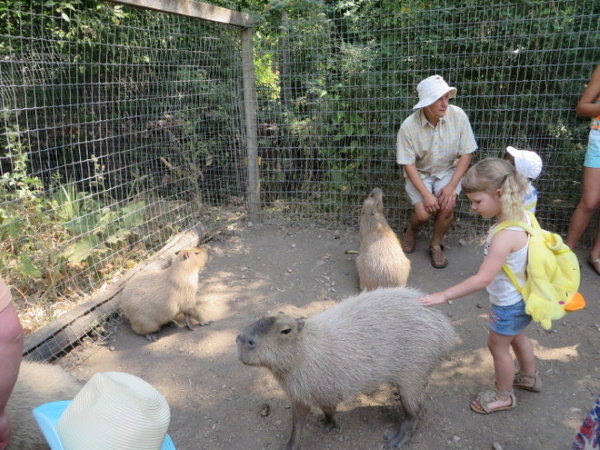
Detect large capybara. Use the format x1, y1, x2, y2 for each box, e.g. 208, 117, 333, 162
236, 287, 456, 450
120, 246, 210, 341
7, 360, 82, 450
356, 188, 410, 291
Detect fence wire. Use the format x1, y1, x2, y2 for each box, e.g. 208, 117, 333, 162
1, 2, 246, 347
0, 0, 599, 360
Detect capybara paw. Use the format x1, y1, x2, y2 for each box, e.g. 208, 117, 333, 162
199, 320, 213, 327
145, 332, 159, 342
319, 417, 337, 432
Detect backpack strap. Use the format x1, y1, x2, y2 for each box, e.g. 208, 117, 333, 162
489, 211, 534, 293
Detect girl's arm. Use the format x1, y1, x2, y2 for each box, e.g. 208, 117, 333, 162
418, 228, 526, 306
576, 65, 600, 118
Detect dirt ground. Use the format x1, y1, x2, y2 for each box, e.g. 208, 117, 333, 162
59, 218, 600, 450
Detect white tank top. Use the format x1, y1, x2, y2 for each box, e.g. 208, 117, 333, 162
484, 225, 528, 306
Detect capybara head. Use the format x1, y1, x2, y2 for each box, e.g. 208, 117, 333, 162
361, 187, 384, 217
236, 313, 305, 369
174, 246, 209, 269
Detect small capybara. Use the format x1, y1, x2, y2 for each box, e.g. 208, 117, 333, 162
236, 287, 456, 450
356, 188, 410, 291
120, 246, 210, 341
7, 360, 82, 450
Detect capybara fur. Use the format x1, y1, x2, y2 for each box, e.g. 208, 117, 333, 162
7, 361, 82, 450
120, 246, 210, 341
356, 188, 410, 291
236, 287, 456, 450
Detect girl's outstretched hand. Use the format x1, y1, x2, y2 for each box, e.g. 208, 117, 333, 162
417, 292, 448, 306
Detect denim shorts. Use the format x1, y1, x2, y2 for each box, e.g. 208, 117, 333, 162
488, 300, 532, 336
584, 129, 600, 169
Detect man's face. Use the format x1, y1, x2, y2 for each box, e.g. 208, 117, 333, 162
426, 93, 451, 118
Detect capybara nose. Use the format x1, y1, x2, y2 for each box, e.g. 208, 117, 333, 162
236, 334, 256, 349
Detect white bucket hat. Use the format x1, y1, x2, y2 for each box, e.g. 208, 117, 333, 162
32, 372, 175, 450
413, 75, 458, 109
506, 146, 543, 180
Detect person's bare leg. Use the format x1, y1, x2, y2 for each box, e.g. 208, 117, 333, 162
565, 167, 600, 251
0, 304, 24, 450
402, 203, 431, 253
511, 331, 537, 389
431, 208, 454, 248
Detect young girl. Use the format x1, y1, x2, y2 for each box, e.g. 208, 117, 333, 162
418, 157, 539, 414
0, 276, 24, 450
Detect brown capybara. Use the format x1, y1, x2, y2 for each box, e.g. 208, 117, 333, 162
7, 361, 82, 450
356, 188, 410, 291
120, 246, 210, 341
236, 287, 456, 450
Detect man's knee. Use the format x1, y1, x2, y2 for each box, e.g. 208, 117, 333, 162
413, 204, 432, 223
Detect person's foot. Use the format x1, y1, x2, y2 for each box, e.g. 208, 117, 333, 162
513, 371, 542, 392
470, 389, 515, 414
587, 257, 600, 275
429, 244, 448, 269
401, 228, 416, 254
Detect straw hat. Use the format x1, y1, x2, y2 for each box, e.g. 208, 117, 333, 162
412, 75, 457, 109
506, 146, 543, 180
33, 372, 175, 450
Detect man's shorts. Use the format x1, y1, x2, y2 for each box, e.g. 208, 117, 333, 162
488, 300, 532, 336
404, 171, 461, 205
584, 129, 600, 169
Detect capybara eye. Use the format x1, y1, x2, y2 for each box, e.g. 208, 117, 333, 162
280, 328, 292, 335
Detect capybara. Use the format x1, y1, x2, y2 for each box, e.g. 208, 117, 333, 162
236, 287, 456, 449
356, 188, 410, 291
7, 360, 82, 450
120, 246, 210, 341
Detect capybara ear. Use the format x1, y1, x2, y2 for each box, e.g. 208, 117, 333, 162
296, 318, 305, 331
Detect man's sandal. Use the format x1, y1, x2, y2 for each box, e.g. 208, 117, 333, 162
429, 244, 448, 269
470, 388, 516, 414
513, 371, 542, 392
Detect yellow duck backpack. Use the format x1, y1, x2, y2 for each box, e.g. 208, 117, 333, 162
491, 210, 586, 330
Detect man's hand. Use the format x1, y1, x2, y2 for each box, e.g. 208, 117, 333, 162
437, 184, 457, 210
423, 191, 440, 214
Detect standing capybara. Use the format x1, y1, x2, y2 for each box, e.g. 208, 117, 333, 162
120, 246, 210, 341
356, 188, 410, 290
236, 287, 456, 450
7, 360, 82, 450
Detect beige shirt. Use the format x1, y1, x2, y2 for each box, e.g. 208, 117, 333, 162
0, 276, 12, 312
396, 104, 478, 179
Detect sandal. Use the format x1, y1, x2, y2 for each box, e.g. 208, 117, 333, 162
429, 244, 448, 269
401, 228, 416, 254
513, 371, 542, 392
587, 258, 600, 275
470, 388, 516, 414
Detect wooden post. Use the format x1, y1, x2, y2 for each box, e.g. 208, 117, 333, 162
241, 27, 261, 223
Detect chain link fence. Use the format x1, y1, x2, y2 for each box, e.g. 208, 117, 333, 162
1, 0, 598, 359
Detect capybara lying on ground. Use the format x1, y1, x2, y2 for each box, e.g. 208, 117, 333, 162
120, 246, 210, 341
236, 287, 456, 449
7, 360, 82, 450
356, 188, 410, 290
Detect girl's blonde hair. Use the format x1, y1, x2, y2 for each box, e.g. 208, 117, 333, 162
462, 157, 529, 220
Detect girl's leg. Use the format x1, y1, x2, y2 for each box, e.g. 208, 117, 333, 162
511, 330, 537, 388
471, 330, 515, 411
0, 304, 24, 450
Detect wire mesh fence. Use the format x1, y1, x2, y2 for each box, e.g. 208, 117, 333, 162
1, 0, 599, 360
1, 1, 248, 351
254, 0, 599, 237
